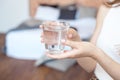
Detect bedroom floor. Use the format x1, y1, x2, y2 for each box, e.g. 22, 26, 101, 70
0, 33, 92, 80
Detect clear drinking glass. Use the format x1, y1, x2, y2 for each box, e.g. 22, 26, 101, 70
42, 21, 69, 54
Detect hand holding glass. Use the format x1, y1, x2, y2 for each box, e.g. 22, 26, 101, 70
41, 21, 69, 54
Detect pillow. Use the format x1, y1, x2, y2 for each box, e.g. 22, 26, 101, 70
58, 7, 77, 20
35, 6, 60, 20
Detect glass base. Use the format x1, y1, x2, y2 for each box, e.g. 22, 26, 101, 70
46, 50, 63, 54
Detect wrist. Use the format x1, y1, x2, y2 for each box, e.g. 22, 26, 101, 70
90, 47, 103, 61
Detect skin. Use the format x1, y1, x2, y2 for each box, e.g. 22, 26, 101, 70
29, 0, 102, 17
30, 0, 75, 17
75, 0, 102, 8
40, 0, 120, 79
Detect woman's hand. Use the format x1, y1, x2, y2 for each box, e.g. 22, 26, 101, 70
46, 40, 98, 59
40, 24, 81, 43
67, 28, 81, 42
40, 25, 98, 59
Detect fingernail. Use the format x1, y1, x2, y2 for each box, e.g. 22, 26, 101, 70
69, 34, 72, 38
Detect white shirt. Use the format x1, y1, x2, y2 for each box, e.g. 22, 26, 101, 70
95, 6, 120, 80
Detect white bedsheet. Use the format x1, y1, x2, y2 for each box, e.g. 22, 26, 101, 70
6, 29, 44, 60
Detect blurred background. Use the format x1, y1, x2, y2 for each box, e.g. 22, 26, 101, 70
0, 0, 101, 80
0, 0, 99, 32
0, 0, 29, 32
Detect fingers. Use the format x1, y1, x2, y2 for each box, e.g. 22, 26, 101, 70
46, 48, 79, 59
67, 28, 75, 39
68, 33, 73, 39
62, 40, 78, 48
40, 24, 44, 43
46, 51, 75, 59
46, 53, 67, 59
67, 28, 81, 41
40, 30, 44, 43
40, 37, 44, 43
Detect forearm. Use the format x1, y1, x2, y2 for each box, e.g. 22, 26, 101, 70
29, 0, 76, 17
30, 0, 39, 17
77, 57, 96, 73
93, 49, 120, 80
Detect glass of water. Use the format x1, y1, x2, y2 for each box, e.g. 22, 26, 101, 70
42, 21, 69, 54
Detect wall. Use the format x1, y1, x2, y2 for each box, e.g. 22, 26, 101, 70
0, 0, 30, 33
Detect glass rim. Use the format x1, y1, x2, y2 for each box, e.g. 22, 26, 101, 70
41, 21, 70, 30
